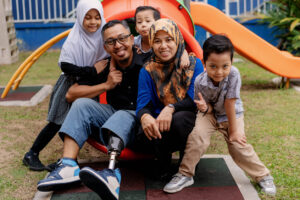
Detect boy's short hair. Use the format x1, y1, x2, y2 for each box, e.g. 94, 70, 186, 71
203, 34, 234, 63
101, 20, 131, 37
134, 6, 161, 22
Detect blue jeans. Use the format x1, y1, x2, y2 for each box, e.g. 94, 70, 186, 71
59, 98, 137, 148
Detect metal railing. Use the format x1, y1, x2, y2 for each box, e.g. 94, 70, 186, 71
11, 0, 272, 23
12, 0, 78, 23
192, 0, 272, 17
224, 0, 272, 17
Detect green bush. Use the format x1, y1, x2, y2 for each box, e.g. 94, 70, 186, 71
262, 0, 300, 55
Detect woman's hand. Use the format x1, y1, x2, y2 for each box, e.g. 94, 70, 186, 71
141, 114, 161, 140
94, 59, 108, 74
156, 106, 174, 132
179, 49, 190, 70
229, 130, 247, 146
194, 92, 208, 112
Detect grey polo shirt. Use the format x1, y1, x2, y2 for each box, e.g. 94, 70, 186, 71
194, 66, 244, 122
134, 35, 152, 54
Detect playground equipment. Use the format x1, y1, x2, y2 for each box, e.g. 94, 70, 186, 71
0, 0, 18, 64
2, 1, 300, 158
190, 3, 300, 80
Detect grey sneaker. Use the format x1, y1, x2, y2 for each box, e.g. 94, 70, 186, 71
258, 175, 276, 196
163, 173, 194, 193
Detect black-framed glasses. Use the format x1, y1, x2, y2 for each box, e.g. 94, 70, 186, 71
104, 34, 131, 46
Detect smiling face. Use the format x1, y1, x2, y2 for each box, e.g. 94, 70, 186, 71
152, 30, 178, 62
82, 8, 101, 33
103, 24, 134, 68
205, 51, 232, 85
135, 10, 156, 38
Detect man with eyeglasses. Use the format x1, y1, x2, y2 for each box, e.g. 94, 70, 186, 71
37, 20, 148, 200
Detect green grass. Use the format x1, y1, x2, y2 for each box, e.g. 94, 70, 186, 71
0, 51, 61, 86
0, 52, 299, 199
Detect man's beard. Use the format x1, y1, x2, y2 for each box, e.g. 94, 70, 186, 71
118, 57, 130, 65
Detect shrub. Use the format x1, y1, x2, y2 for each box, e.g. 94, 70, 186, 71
262, 0, 300, 56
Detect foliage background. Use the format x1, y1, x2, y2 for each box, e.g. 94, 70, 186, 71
262, 0, 300, 55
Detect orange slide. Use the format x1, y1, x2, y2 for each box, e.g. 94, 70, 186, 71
191, 2, 300, 79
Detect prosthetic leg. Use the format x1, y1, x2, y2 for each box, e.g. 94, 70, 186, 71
79, 134, 123, 200
107, 134, 124, 169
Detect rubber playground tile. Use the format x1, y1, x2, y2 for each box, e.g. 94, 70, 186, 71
0, 92, 36, 101
147, 186, 244, 200
193, 158, 237, 187
0, 86, 43, 101
52, 191, 146, 200
0, 86, 43, 93
49, 158, 245, 200
145, 158, 236, 190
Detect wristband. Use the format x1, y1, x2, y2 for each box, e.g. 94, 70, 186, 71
167, 104, 175, 109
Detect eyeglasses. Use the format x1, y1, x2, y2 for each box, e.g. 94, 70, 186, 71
104, 34, 131, 46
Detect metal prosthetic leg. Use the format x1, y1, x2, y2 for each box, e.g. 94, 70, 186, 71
107, 135, 124, 169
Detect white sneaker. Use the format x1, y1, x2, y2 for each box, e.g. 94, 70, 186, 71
258, 175, 276, 196
163, 172, 194, 193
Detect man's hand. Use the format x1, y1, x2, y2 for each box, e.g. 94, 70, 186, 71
156, 106, 174, 132
94, 59, 108, 74
141, 114, 161, 140
229, 130, 247, 146
105, 67, 122, 90
194, 92, 208, 112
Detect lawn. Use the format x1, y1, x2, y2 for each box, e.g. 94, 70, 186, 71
0, 51, 299, 200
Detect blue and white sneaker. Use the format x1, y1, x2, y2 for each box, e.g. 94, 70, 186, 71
37, 158, 80, 191
79, 167, 121, 200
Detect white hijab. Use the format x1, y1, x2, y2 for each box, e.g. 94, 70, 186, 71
58, 0, 108, 67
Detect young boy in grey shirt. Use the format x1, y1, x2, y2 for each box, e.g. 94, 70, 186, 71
163, 34, 276, 196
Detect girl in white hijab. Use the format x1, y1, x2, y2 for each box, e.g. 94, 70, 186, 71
23, 0, 108, 171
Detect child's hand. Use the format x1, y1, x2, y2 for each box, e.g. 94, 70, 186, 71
94, 59, 108, 74
180, 49, 190, 70
229, 131, 247, 146
194, 92, 208, 112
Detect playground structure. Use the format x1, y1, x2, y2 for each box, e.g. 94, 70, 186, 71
1, 0, 300, 158
0, 0, 18, 64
